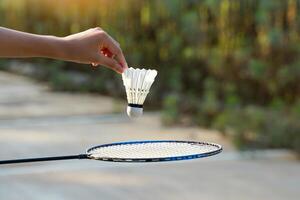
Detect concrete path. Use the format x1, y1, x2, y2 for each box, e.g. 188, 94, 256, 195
0, 71, 298, 200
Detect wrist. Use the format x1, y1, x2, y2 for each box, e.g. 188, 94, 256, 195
43, 36, 69, 60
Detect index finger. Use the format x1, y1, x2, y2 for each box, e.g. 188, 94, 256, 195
103, 35, 128, 70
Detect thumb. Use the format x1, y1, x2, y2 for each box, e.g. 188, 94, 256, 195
96, 54, 124, 73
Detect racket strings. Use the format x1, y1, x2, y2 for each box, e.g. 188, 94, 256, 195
88, 142, 219, 159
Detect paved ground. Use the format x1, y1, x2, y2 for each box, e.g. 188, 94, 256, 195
0, 71, 299, 200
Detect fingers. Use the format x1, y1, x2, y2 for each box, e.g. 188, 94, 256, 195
101, 47, 114, 58
102, 34, 128, 70
95, 54, 124, 74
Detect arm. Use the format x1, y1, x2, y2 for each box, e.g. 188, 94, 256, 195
0, 27, 127, 73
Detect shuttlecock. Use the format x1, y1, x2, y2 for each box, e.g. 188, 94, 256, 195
122, 67, 158, 118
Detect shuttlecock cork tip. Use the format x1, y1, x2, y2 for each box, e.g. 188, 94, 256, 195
127, 104, 143, 118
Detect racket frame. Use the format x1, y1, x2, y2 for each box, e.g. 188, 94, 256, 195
87, 140, 222, 163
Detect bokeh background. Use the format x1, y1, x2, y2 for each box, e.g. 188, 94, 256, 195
1, 0, 300, 153
0, 0, 299, 200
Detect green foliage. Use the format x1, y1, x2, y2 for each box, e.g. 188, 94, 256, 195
0, 0, 300, 153
213, 106, 300, 154
0, 60, 8, 70
161, 94, 180, 125
248, 59, 267, 79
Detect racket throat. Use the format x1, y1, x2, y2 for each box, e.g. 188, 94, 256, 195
78, 154, 89, 159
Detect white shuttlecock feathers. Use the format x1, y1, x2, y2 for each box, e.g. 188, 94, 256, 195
122, 67, 157, 118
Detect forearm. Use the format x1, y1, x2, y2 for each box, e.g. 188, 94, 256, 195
0, 27, 127, 73
0, 27, 66, 59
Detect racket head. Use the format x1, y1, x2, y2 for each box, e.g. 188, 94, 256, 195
86, 140, 222, 163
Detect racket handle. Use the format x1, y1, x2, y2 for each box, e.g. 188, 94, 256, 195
0, 154, 88, 165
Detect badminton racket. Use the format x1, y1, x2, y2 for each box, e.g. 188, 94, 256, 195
0, 140, 222, 165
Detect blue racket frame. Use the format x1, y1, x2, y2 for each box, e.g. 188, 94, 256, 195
87, 140, 222, 162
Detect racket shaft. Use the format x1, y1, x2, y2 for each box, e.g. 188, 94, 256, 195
0, 154, 88, 165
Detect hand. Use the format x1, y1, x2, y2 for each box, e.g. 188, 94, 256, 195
63, 27, 128, 73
